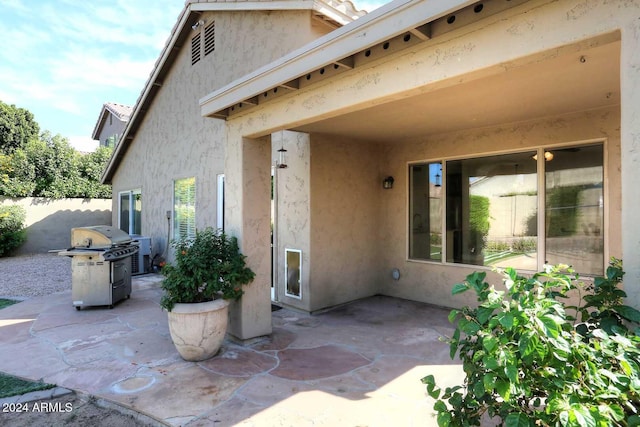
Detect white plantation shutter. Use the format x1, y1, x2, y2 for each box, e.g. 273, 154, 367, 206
174, 177, 196, 241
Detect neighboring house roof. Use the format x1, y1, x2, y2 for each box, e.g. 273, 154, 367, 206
91, 102, 133, 140
102, 0, 366, 184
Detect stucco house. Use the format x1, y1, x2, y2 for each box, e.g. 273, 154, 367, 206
103, 0, 640, 342
92, 102, 133, 148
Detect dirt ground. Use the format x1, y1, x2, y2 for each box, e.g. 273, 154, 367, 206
1, 393, 164, 427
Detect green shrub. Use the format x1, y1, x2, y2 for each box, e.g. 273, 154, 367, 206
423, 259, 640, 426
469, 195, 490, 238
160, 227, 255, 311
431, 233, 443, 245
546, 186, 581, 237
486, 241, 510, 252
0, 205, 27, 256
511, 237, 537, 253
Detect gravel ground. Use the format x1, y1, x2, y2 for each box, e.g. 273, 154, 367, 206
0, 253, 72, 298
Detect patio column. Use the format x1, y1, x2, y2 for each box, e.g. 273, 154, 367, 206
621, 20, 640, 309
272, 130, 311, 310
224, 125, 272, 340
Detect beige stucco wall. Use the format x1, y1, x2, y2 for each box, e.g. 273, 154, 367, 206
272, 132, 382, 313
379, 106, 621, 309
272, 131, 311, 310
0, 197, 111, 255
220, 0, 636, 319
110, 10, 335, 260
97, 115, 126, 147
309, 134, 381, 312
269, 107, 621, 312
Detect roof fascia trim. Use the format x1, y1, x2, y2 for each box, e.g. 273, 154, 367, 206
102, 0, 361, 183
190, 1, 314, 12
199, 0, 476, 118
102, 6, 192, 184
91, 106, 109, 140
190, 0, 363, 25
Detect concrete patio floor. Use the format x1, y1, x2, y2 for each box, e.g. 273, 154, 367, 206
0, 274, 464, 426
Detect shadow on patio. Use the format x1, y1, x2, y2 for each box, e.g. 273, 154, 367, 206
0, 274, 464, 426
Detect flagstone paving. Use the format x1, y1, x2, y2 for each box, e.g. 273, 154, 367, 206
0, 274, 464, 426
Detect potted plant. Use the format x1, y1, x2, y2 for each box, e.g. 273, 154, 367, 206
160, 227, 254, 361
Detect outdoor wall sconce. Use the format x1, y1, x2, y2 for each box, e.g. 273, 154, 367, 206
435, 172, 442, 187
532, 151, 554, 161
383, 176, 394, 189
277, 147, 288, 169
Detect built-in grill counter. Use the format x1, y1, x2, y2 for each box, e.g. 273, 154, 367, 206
59, 226, 138, 310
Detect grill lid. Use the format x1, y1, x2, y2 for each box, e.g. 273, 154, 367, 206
70, 225, 132, 249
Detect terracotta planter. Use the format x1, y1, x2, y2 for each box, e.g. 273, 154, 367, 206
166, 299, 230, 361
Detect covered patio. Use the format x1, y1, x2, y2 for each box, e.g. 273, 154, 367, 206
203, 0, 638, 344
0, 274, 461, 426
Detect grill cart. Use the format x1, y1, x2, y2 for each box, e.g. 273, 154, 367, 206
59, 226, 138, 310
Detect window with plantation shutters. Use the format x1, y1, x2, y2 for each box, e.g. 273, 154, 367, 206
174, 177, 196, 241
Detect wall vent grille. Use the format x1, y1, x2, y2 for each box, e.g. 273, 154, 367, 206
204, 22, 215, 56
191, 33, 201, 65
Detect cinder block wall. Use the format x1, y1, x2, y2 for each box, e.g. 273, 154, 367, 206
0, 197, 112, 255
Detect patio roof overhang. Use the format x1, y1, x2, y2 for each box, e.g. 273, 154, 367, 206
199, 0, 528, 120
200, 0, 621, 144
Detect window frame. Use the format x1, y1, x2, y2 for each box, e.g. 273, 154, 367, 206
118, 188, 142, 235
216, 174, 225, 231
173, 177, 196, 241
407, 139, 607, 275
284, 248, 303, 299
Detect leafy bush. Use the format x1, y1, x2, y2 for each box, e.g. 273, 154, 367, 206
423, 259, 640, 426
486, 241, 510, 252
469, 195, 490, 238
431, 233, 443, 245
0, 205, 27, 256
160, 227, 255, 311
511, 237, 536, 253
0, 133, 112, 199
546, 186, 581, 237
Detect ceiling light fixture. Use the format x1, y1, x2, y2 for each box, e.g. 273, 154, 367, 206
533, 151, 554, 161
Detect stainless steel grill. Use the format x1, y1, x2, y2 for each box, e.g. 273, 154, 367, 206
59, 226, 138, 310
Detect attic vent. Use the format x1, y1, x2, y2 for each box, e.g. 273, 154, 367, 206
191, 33, 201, 65
204, 22, 215, 56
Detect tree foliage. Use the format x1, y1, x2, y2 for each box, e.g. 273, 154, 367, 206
0, 101, 39, 154
0, 102, 112, 199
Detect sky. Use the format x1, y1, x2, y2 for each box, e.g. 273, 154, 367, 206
0, 0, 389, 152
